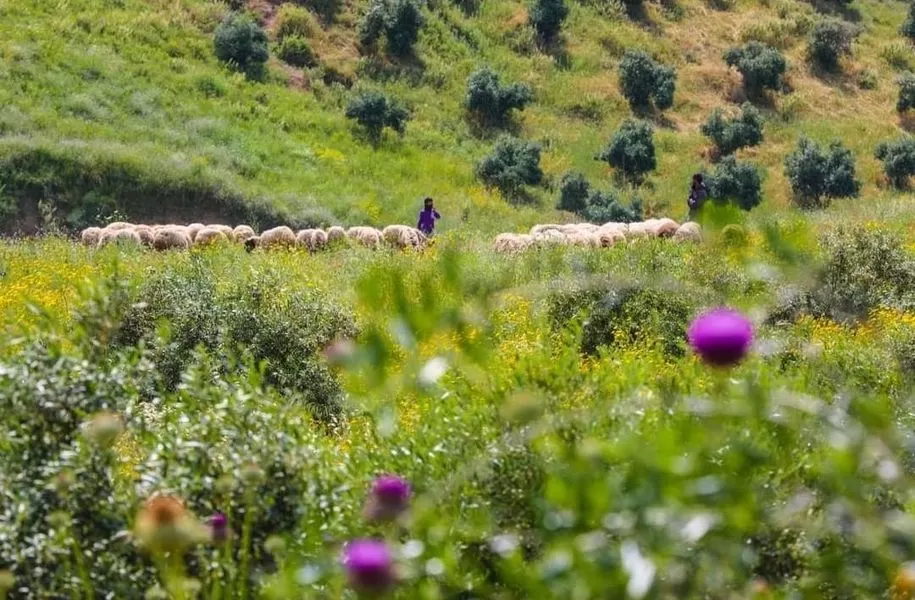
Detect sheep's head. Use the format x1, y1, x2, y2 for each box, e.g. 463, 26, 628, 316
245, 236, 260, 252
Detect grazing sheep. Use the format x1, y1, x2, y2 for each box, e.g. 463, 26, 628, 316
327, 226, 346, 245
346, 226, 383, 249
493, 233, 534, 253
674, 222, 702, 242
98, 228, 141, 248
194, 227, 228, 246
530, 224, 563, 236
153, 227, 191, 251
382, 225, 425, 250
597, 228, 626, 247
296, 229, 328, 252
533, 229, 567, 247
186, 223, 205, 242
645, 218, 679, 238
625, 222, 652, 240
80, 227, 102, 247
134, 224, 155, 247
104, 221, 134, 232
207, 224, 234, 238
244, 236, 260, 252
233, 225, 256, 242
567, 232, 600, 248
258, 226, 297, 250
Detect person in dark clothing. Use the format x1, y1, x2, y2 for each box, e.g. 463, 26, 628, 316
687, 173, 708, 220
417, 197, 441, 236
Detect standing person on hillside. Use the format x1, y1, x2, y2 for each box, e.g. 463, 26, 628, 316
687, 173, 708, 220
417, 197, 441, 237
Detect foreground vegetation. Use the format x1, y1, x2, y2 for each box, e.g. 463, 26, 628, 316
4, 206, 915, 597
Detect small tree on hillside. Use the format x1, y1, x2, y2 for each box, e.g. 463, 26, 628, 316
529, 0, 569, 43
707, 156, 762, 210
360, 0, 424, 56
596, 119, 656, 182
214, 14, 269, 76
902, 2, 915, 42
808, 20, 854, 72
345, 91, 411, 142
476, 136, 543, 201
465, 68, 534, 127
618, 50, 676, 111
583, 190, 643, 223
784, 137, 859, 208
701, 103, 764, 156
723, 42, 786, 97
875, 137, 915, 188
897, 72, 915, 113
557, 171, 591, 213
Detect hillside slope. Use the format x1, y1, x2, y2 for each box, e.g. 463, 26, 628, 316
0, 0, 911, 233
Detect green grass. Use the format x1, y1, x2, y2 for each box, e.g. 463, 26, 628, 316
1, 0, 913, 233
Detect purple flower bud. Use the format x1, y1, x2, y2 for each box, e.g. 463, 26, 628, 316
687, 308, 754, 367
342, 539, 394, 595
207, 513, 229, 543
364, 475, 411, 522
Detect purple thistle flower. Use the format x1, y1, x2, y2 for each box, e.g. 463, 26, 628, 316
687, 308, 754, 367
364, 475, 411, 522
342, 539, 394, 595
207, 512, 229, 543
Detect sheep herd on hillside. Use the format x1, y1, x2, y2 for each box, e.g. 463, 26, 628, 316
77, 217, 702, 255
492, 219, 701, 252
78, 222, 429, 252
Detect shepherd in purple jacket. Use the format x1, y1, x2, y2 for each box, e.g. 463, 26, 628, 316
417, 197, 441, 236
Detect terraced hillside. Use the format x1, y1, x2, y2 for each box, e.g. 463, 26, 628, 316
0, 0, 912, 233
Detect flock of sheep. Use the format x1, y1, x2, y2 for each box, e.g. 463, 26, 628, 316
77, 217, 702, 255
492, 219, 701, 252
79, 222, 429, 252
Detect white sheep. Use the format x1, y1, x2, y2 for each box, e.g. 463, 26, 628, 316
296, 229, 328, 252
644, 218, 679, 238
533, 229, 568, 247
153, 227, 191, 251
194, 227, 229, 246
80, 227, 102, 247
625, 222, 652, 240
134, 224, 155, 247
104, 221, 134, 232
207, 224, 235, 238
530, 224, 563, 236
186, 223, 206, 242
233, 225, 256, 242
493, 233, 534, 253
674, 222, 702, 242
98, 228, 141, 248
382, 225, 425, 250
346, 226, 383, 249
256, 226, 297, 250
597, 228, 626, 247
566, 231, 600, 248
327, 226, 346, 245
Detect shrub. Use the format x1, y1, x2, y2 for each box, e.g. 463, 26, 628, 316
897, 71, 915, 113
902, 2, 915, 42
529, 0, 569, 43
596, 118, 656, 182
277, 35, 318, 68
557, 171, 591, 213
360, 0, 424, 56
701, 102, 764, 155
808, 20, 854, 71
465, 68, 534, 127
276, 3, 319, 40
582, 190, 643, 223
345, 91, 411, 141
723, 42, 787, 96
213, 14, 269, 75
707, 155, 762, 210
476, 136, 543, 200
784, 137, 859, 208
618, 50, 677, 111
875, 137, 915, 188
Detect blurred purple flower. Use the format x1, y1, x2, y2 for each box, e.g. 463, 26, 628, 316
342, 539, 394, 595
687, 308, 754, 367
207, 512, 229, 543
364, 475, 411, 522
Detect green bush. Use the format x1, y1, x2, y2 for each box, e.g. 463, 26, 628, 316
582, 189, 643, 223
902, 2, 915, 42
707, 155, 762, 210
597, 118, 656, 182
701, 103, 764, 155
277, 35, 317, 68
360, 0, 424, 56
897, 71, 915, 112
345, 91, 411, 142
475, 136, 543, 201
213, 13, 269, 76
276, 3, 319, 40
618, 50, 677, 111
875, 137, 915, 188
465, 68, 534, 127
556, 171, 591, 213
529, 0, 569, 43
784, 137, 859, 208
723, 41, 787, 96
808, 20, 854, 71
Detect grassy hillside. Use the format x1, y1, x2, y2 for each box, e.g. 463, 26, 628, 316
0, 0, 912, 233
